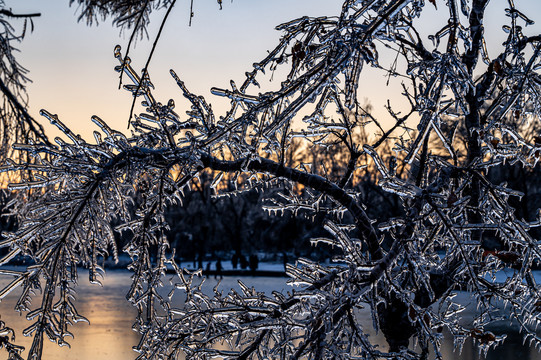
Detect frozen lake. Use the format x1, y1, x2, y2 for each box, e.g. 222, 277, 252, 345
0, 269, 539, 359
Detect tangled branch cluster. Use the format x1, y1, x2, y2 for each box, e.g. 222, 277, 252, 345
0, 0, 541, 359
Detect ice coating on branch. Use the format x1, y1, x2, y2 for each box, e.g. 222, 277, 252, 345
0, 0, 540, 359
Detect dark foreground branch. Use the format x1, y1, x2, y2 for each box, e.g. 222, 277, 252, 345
199, 152, 383, 260
0, 9, 41, 18
0, 77, 50, 145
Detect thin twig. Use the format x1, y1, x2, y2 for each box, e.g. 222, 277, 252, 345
189, 0, 194, 26
118, 0, 151, 90
127, 0, 177, 128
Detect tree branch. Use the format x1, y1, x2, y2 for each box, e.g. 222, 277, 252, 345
0, 9, 40, 18
199, 153, 383, 260
462, 0, 489, 73
0, 77, 50, 146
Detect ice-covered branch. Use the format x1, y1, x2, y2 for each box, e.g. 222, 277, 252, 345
200, 153, 383, 260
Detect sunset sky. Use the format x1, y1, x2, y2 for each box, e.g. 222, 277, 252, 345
9, 1, 340, 139
8, 0, 541, 140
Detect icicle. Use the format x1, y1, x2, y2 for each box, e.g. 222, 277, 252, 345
363, 144, 390, 178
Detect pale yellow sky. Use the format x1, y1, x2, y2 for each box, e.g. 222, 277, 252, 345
8, 1, 541, 141
11, 1, 342, 140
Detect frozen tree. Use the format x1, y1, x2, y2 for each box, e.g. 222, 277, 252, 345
1, 0, 541, 359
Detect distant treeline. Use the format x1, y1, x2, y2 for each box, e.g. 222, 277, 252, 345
156, 159, 541, 264
1, 144, 540, 266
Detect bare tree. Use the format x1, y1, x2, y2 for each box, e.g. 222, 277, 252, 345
1, 0, 541, 359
